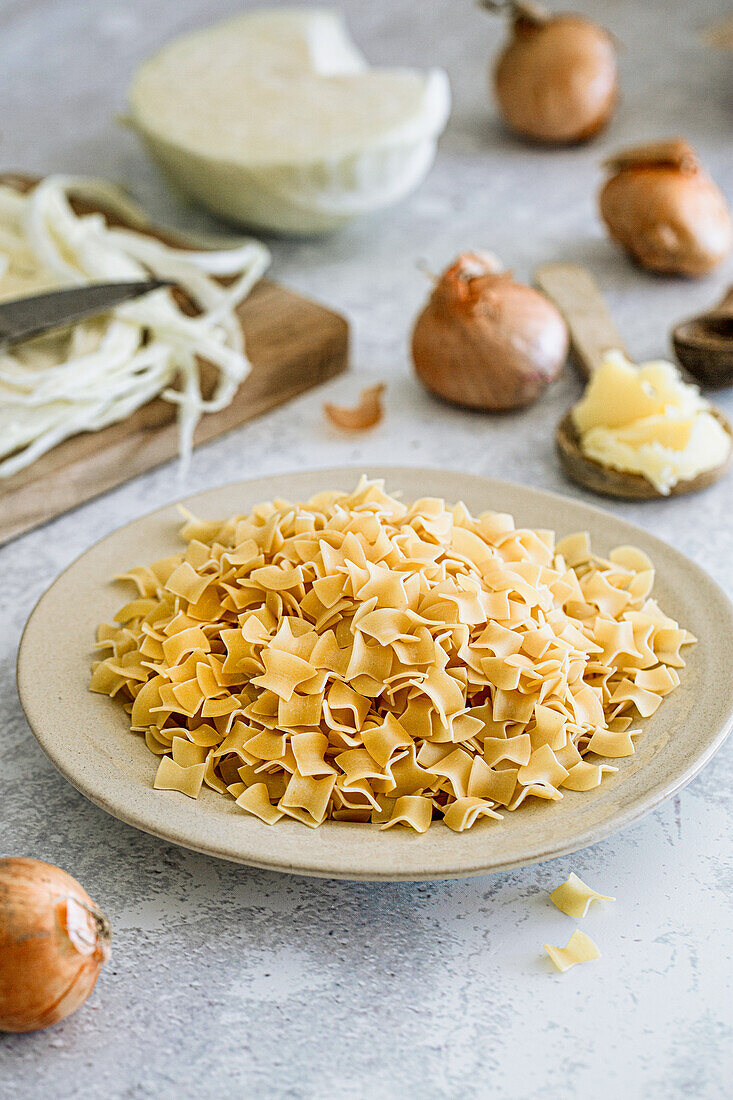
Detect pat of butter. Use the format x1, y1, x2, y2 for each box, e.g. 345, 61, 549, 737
572, 351, 730, 494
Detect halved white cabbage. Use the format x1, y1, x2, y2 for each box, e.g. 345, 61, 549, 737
128, 8, 451, 235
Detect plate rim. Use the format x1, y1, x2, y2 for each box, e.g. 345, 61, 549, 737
16, 465, 733, 880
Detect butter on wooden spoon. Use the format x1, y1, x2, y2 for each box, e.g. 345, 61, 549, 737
535, 263, 732, 499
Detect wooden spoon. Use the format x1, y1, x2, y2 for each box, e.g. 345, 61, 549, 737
535, 263, 732, 500
672, 286, 733, 387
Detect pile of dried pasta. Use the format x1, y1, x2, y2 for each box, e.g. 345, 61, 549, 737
91, 479, 694, 832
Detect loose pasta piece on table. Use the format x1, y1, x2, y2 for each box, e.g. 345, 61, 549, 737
544, 930, 601, 973
550, 872, 615, 918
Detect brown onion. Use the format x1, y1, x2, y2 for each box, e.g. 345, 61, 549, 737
0, 857, 111, 1032
411, 252, 568, 411
482, 1, 617, 144
600, 139, 733, 277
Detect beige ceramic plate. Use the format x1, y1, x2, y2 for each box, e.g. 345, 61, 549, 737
17, 467, 733, 881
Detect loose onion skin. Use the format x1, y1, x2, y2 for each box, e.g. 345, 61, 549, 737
412, 253, 568, 411
0, 858, 111, 1033
487, 4, 617, 144
324, 383, 386, 431
600, 140, 733, 277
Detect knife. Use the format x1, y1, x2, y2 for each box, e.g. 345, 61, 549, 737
0, 279, 173, 349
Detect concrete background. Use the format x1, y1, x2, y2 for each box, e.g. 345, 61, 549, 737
1, 0, 731, 1096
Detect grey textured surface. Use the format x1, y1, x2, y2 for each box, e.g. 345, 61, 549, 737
1, 0, 732, 1097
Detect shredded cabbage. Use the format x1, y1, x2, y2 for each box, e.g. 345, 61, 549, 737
0, 175, 270, 478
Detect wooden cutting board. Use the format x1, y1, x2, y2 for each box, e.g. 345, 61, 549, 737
0, 176, 349, 547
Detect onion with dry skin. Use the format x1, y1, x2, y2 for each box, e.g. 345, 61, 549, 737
482, 1, 617, 144
0, 858, 111, 1032
411, 252, 568, 411
600, 140, 733, 277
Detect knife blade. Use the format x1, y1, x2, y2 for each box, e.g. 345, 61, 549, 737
0, 279, 173, 349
